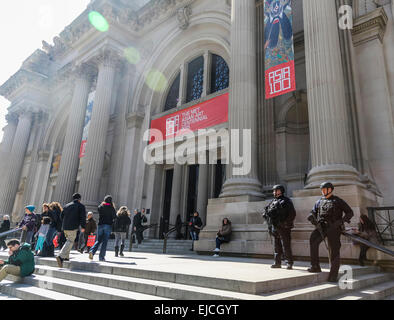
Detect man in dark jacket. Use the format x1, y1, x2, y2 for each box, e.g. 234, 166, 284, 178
0, 215, 10, 250
133, 209, 145, 245
307, 182, 354, 282
263, 185, 296, 269
56, 193, 86, 267
89, 195, 116, 262
0, 239, 35, 282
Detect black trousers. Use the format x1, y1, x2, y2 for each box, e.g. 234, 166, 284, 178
359, 244, 369, 263
310, 225, 342, 280
273, 227, 293, 265
136, 228, 144, 244
0, 238, 6, 250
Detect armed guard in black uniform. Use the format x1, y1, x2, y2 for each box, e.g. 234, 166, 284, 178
307, 182, 354, 282
263, 185, 297, 269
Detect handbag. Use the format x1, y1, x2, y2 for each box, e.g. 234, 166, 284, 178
52, 234, 59, 248
87, 235, 96, 247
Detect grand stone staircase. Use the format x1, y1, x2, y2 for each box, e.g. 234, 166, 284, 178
0, 250, 393, 300
106, 239, 195, 254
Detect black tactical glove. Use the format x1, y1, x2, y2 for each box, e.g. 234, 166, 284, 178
307, 213, 318, 226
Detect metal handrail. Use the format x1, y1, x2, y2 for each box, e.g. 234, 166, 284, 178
162, 223, 189, 253
0, 228, 22, 239
367, 206, 394, 245
128, 223, 159, 252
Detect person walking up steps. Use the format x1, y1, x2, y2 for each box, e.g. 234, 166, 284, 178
79, 212, 97, 254
89, 196, 116, 262
0, 215, 10, 250
56, 193, 86, 268
113, 206, 131, 257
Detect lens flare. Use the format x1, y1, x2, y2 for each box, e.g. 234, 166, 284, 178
145, 70, 168, 93
124, 47, 141, 65
88, 11, 109, 32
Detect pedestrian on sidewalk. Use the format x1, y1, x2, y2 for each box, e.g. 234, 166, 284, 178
79, 212, 97, 253
353, 214, 380, 266
133, 209, 145, 245
89, 195, 116, 262
56, 193, 86, 268
213, 218, 232, 257
113, 206, 131, 257
18, 205, 37, 245
0, 215, 10, 250
189, 211, 203, 251
0, 239, 35, 283
41, 202, 62, 257
35, 217, 51, 255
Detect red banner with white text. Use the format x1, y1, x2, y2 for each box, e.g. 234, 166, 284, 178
149, 93, 229, 144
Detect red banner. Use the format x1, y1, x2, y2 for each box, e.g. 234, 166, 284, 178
265, 60, 296, 99
150, 93, 229, 144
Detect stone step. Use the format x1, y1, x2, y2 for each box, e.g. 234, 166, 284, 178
330, 280, 394, 300
34, 265, 265, 300
262, 273, 392, 300
22, 274, 172, 300
384, 294, 394, 300
0, 280, 85, 300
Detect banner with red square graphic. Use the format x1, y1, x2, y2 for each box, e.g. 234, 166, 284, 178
149, 93, 229, 144
264, 0, 296, 99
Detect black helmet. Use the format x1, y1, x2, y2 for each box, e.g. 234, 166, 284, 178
320, 182, 334, 190
272, 184, 285, 194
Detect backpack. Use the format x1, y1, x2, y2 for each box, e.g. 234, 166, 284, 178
142, 215, 148, 223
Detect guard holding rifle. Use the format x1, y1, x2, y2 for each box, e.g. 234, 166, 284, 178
263, 185, 296, 269
307, 182, 354, 282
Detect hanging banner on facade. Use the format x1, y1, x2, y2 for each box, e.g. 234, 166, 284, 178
149, 93, 229, 144
264, 0, 296, 99
79, 91, 95, 158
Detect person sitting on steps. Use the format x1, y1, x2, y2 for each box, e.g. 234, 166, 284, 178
213, 218, 232, 257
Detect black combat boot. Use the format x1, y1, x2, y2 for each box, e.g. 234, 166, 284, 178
307, 265, 322, 273
115, 246, 119, 257
120, 245, 124, 257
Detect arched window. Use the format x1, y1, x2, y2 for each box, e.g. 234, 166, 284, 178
186, 56, 204, 103
163, 53, 229, 112
210, 54, 229, 94
164, 73, 180, 112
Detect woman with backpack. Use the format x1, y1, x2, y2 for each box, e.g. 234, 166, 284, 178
113, 206, 131, 257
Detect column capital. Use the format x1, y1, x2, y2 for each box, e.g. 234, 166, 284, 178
71, 62, 97, 82
94, 47, 123, 69
352, 7, 388, 46
5, 112, 18, 125
126, 112, 145, 129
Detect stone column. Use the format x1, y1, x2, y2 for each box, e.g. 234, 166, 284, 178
303, 0, 361, 188
202, 50, 211, 98
196, 164, 209, 225
0, 113, 18, 180
0, 113, 18, 153
220, 0, 263, 199
169, 163, 182, 227
79, 50, 119, 210
0, 111, 33, 215
53, 64, 94, 206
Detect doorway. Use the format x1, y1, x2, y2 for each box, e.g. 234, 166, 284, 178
160, 169, 173, 239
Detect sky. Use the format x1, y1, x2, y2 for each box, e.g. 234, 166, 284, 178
0, 0, 91, 141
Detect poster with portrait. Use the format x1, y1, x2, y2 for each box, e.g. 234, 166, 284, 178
264, 0, 296, 99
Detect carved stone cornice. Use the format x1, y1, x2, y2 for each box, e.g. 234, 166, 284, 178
352, 7, 388, 47
0, 69, 49, 100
